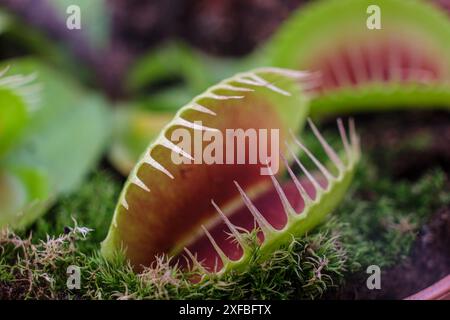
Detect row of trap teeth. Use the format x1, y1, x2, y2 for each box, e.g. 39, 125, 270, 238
316, 38, 449, 94
184, 118, 360, 274
120, 68, 320, 211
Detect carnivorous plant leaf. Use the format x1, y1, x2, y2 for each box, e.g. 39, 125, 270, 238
262, 0, 450, 116
184, 118, 360, 274
102, 68, 360, 277
101, 68, 314, 269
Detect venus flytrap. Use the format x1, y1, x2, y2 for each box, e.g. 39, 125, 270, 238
261, 0, 450, 116
102, 67, 313, 267
101, 68, 360, 279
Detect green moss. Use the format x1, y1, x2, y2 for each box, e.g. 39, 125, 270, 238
1, 135, 448, 299
337, 161, 449, 269
29, 170, 121, 254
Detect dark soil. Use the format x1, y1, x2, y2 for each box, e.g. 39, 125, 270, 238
360, 111, 450, 179
107, 0, 307, 57
327, 206, 450, 299
107, 0, 448, 57
324, 111, 450, 299
321, 111, 450, 178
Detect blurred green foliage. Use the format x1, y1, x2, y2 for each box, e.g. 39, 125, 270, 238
0, 86, 28, 156
0, 59, 111, 229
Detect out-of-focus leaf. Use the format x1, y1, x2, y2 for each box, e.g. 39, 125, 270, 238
0, 166, 49, 229
0, 87, 28, 157
139, 86, 194, 112
0, 10, 11, 34
5, 95, 111, 194
127, 42, 212, 95
0, 8, 72, 69
0, 58, 111, 229
108, 104, 173, 176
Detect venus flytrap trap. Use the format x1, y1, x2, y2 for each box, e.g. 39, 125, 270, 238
101, 67, 313, 267
101, 67, 361, 282
262, 0, 450, 116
